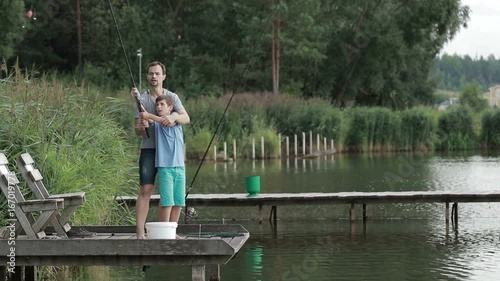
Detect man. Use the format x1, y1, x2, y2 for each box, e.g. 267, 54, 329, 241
132, 61, 190, 239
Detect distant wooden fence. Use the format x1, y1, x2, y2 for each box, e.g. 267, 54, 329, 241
186, 131, 335, 161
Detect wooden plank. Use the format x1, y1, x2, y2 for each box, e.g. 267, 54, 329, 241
117, 191, 500, 208
0, 239, 235, 257
53, 224, 248, 236
18, 199, 63, 213
2, 255, 232, 267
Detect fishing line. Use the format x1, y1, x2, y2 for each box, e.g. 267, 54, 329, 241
184, 4, 279, 222
107, 0, 150, 138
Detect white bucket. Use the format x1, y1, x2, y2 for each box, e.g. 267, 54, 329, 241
145, 222, 178, 239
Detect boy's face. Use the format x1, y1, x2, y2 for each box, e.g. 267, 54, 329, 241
156, 100, 173, 117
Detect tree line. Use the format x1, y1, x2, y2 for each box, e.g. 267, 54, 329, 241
2, 0, 469, 108
433, 54, 500, 92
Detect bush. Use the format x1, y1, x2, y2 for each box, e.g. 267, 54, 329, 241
481, 109, 500, 148
436, 106, 476, 150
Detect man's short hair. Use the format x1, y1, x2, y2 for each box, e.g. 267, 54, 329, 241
147, 61, 166, 75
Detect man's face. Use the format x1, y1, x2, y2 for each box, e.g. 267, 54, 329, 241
147, 65, 166, 87
156, 100, 173, 117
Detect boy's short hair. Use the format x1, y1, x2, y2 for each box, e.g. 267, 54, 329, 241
156, 95, 174, 106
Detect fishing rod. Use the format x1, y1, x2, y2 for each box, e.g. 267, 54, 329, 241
184, 5, 279, 223
107, 0, 150, 138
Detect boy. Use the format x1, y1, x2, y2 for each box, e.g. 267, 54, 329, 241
140, 95, 185, 225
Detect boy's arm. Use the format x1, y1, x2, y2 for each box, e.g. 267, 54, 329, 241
140, 112, 163, 123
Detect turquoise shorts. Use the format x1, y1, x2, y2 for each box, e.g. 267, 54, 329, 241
158, 167, 186, 207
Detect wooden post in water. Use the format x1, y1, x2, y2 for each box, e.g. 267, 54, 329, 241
445, 202, 450, 226
286, 136, 289, 157
317, 134, 320, 151
233, 139, 237, 161
278, 133, 281, 158
302, 132, 306, 155
223, 142, 227, 161
252, 138, 255, 160
350, 203, 356, 222
25, 266, 37, 281
309, 131, 313, 154
294, 134, 298, 157
331, 139, 334, 150
261, 136, 265, 159
362, 204, 367, 221
213, 145, 217, 162
324, 137, 327, 151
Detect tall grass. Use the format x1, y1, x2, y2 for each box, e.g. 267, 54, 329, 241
436, 106, 476, 150
399, 108, 435, 151
343, 107, 400, 152
481, 109, 500, 148
0, 66, 137, 226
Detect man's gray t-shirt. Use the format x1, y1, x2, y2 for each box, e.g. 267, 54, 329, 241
134, 89, 185, 149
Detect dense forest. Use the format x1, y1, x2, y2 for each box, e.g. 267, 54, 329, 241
433, 54, 500, 92
1, 0, 469, 108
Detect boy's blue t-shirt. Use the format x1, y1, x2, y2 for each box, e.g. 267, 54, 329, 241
153, 122, 184, 168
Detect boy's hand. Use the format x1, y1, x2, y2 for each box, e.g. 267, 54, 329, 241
139, 111, 150, 120
141, 118, 150, 127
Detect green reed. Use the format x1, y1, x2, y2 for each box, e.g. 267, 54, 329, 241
0, 66, 137, 226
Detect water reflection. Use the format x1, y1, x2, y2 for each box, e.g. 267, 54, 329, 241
75, 152, 500, 281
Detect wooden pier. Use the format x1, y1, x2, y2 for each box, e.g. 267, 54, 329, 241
117, 191, 500, 225
0, 224, 249, 281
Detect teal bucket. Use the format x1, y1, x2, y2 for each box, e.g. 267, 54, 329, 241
245, 176, 260, 195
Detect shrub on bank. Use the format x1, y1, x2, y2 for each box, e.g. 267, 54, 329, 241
436, 106, 476, 150
481, 109, 500, 148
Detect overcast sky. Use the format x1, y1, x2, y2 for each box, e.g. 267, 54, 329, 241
441, 0, 500, 58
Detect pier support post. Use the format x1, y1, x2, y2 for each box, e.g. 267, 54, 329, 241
362, 204, 367, 222
269, 206, 277, 225
11, 266, 22, 281
206, 265, 220, 281
25, 266, 37, 281
350, 203, 355, 222
445, 202, 450, 226
258, 205, 263, 224
452, 202, 458, 227
192, 265, 206, 281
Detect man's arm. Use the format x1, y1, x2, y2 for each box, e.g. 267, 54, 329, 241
170, 109, 190, 125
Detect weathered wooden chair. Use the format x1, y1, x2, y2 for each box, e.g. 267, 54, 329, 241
16, 152, 86, 238
0, 153, 64, 239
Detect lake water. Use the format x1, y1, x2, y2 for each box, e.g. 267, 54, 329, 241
87, 151, 500, 280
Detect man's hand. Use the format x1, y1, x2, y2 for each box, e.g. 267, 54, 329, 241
131, 87, 139, 96
160, 113, 178, 127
